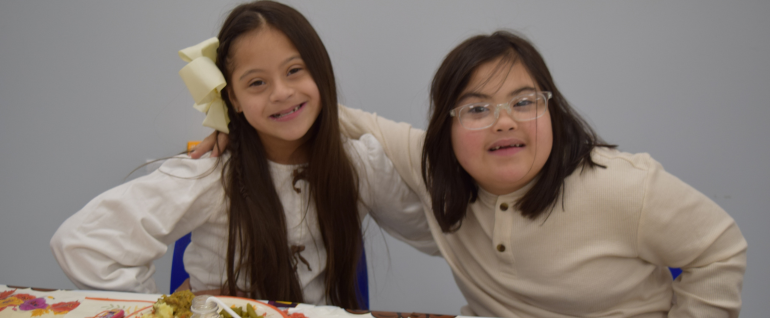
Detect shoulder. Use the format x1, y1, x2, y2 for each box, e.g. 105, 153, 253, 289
154, 153, 226, 179
590, 147, 661, 173
563, 147, 664, 209
138, 153, 227, 194
343, 134, 389, 168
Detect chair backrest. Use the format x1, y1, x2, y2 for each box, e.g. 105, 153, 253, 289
669, 267, 682, 280
356, 248, 369, 309
169, 233, 370, 309
170, 233, 192, 293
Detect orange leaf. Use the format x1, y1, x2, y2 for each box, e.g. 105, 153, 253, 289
31, 308, 50, 317
14, 294, 36, 301
51, 301, 80, 313
0, 289, 17, 300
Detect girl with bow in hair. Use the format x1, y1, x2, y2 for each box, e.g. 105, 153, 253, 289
50, 1, 435, 309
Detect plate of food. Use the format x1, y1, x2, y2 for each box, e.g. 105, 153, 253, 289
140, 291, 288, 318
216, 296, 288, 318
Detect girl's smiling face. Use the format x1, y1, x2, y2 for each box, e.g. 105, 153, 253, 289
227, 27, 321, 163
450, 57, 553, 195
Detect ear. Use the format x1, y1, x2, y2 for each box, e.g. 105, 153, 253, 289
227, 87, 243, 113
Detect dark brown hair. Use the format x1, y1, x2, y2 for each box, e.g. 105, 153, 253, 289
214, 1, 363, 308
422, 31, 615, 232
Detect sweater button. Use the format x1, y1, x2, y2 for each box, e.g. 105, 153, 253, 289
499, 203, 509, 211
496, 244, 506, 252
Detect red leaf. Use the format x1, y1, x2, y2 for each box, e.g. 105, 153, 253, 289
0, 290, 17, 300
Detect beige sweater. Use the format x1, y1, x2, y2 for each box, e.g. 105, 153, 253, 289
340, 106, 747, 318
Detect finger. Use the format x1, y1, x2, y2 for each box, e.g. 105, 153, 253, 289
213, 132, 229, 157
211, 132, 221, 158
190, 132, 218, 159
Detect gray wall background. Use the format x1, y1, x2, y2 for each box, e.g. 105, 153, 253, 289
1, 0, 768, 316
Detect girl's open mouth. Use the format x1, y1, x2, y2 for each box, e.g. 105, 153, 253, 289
270, 102, 305, 120
489, 144, 524, 152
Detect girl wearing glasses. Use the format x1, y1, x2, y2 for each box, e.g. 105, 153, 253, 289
195, 31, 746, 317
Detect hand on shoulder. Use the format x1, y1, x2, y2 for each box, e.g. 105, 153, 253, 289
190, 131, 228, 159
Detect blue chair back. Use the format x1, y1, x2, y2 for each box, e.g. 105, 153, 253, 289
170, 233, 370, 309
669, 267, 682, 280
356, 248, 369, 309
170, 233, 192, 292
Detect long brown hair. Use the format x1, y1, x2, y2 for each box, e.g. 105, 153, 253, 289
422, 31, 616, 232
214, 1, 363, 308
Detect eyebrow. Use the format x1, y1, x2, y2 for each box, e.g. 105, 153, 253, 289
238, 55, 302, 81
457, 86, 536, 104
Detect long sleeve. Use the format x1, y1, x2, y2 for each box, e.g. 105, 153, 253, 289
338, 106, 427, 197
50, 156, 226, 293
350, 134, 438, 256
636, 157, 747, 317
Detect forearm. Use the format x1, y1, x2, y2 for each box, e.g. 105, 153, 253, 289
50, 196, 165, 293
50, 157, 223, 292
353, 134, 438, 256
669, 224, 747, 317
638, 159, 747, 317
338, 105, 389, 141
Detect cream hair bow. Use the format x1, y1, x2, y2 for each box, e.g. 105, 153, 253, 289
179, 37, 230, 133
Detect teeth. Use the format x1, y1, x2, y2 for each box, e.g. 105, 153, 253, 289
273, 104, 302, 118
490, 144, 523, 151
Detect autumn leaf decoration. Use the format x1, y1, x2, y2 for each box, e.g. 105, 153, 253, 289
0, 289, 81, 316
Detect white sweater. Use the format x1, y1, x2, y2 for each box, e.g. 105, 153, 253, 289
339, 106, 747, 318
50, 134, 437, 305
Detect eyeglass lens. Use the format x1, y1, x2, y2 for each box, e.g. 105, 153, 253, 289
459, 92, 547, 129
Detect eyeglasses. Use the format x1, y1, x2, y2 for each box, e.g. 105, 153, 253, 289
449, 91, 552, 130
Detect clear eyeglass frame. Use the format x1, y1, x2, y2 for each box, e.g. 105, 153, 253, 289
449, 91, 553, 130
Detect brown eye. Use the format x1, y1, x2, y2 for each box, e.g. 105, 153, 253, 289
287, 67, 302, 76
514, 99, 534, 107
466, 104, 491, 114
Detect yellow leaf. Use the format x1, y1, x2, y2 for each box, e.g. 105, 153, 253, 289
31, 308, 50, 317
0, 297, 24, 307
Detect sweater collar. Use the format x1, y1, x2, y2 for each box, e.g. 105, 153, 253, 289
476, 177, 538, 206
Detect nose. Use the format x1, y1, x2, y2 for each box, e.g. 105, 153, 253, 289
270, 78, 295, 102
493, 104, 517, 132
